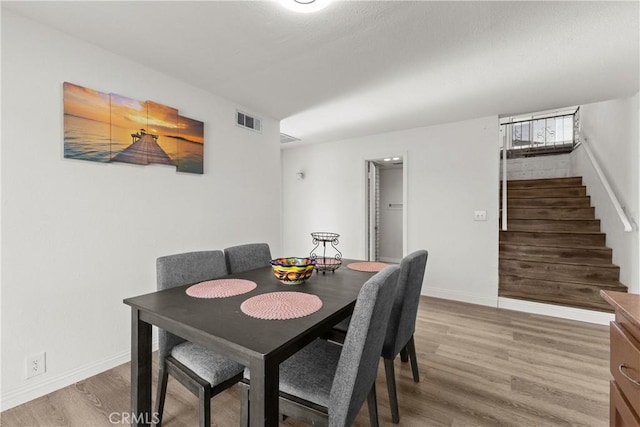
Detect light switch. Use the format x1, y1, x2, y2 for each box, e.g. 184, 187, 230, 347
474, 210, 487, 221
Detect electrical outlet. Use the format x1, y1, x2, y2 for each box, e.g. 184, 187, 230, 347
474, 210, 487, 221
26, 352, 46, 378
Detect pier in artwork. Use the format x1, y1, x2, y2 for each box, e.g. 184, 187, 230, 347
111, 134, 174, 166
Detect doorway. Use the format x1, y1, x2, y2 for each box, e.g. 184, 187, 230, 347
365, 156, 406, 262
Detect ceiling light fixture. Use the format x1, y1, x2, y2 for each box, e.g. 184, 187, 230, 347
280, 0, 332, 14
383, 158, 392, 162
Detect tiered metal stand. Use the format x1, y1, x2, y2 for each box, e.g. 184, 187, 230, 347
310, 232, 342, 274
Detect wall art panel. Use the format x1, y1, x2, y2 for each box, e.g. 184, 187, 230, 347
63, 82, 204, 174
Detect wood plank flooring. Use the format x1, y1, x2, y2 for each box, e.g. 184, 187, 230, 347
1, 297, 610, 426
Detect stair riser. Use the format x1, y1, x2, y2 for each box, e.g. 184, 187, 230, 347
505, 219, 601, 232
505, 187, 587, 198
500, 259, 620, 283
504, 207, 595, 220
507, 197, 591, 208
503, 177, 583, 188
500, 231, 605, 246
499, 275, 625, 312
499, 244, 613, 264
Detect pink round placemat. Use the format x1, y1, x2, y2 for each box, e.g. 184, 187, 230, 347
347, 262, 389, 272
186, 279, 257, 299
240, 292, 323, 320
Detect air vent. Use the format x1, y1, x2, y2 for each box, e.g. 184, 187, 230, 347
236, 110, 262, 133
280, 133, 300, 144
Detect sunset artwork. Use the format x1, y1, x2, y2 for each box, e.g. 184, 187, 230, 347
63, 82, 204, 174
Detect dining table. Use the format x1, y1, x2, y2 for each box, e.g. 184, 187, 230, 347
123, 259, 377, 426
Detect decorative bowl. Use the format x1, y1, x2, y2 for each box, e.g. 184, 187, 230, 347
270, 257, 317, 285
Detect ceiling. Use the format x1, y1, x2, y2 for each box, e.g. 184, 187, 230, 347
3, 1, 639, 145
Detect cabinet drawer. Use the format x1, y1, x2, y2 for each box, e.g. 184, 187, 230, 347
611, 321, 640, 415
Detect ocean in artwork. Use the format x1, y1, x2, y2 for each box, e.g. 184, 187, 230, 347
64, 113, 203, 173
64, 114, 114, 163
173, 137, 204, 174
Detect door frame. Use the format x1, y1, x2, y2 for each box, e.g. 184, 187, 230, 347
363, 151, 408, 261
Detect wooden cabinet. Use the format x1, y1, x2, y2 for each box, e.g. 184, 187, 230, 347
602, 291, 640, 427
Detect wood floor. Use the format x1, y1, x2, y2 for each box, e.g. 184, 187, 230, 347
1, 297, 611, 426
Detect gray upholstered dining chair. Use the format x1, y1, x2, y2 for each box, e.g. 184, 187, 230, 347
329, 250, 428, 423
239, 264, 401, 427
155, 251, 245, 427
223, 243, 272, 274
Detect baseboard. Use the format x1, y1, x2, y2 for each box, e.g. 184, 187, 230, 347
1, 340, 158, 411
498, 297, 614, 325
422, 286, 498, 308
379, 257, 401, 263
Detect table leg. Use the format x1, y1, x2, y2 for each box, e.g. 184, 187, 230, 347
131, 308, 152, 426
249, 357, 279, 427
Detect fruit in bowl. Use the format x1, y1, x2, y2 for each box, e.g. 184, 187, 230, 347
270, 257, 317, 285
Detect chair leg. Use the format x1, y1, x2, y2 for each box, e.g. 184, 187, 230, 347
240, 384, 249, 427
154, 365, 169, 426
407, 334, 420, 382
400, 346, 409, 363
384, 358, 400, 424
367, 383, 379, 427
198, 385, 211, 427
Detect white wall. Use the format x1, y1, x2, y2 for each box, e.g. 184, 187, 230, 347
572, 93, 640, 293
502, 153, 573, 180
379, 167, 403, 262
1, 11, 282, 409
282, 117, 500, 306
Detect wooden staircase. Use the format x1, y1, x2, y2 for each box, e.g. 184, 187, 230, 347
499, 176, 628, 312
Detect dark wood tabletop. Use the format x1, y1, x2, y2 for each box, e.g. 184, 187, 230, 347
124, 259, 376, 426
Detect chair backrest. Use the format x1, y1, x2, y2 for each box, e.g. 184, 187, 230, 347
381, 250, 428, 359
223, 243, 272, 274
329, 264, 400, 427
156, 250, 227, 361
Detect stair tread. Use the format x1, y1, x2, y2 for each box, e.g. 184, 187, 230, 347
501, 256, 612, 266
505, 218, 599, 222
506, 196, 589, 200
501, 207, 596, 220
506, 199, 591, 207
502, 206, 594, 210
498, 294, 613, 313
499, 254, 619, 268
503, 185, 586, 190
505, 216, 596, 220
499, 272, 626, 288
507, 175, 582, 181
501, 230, 605, 235
499, 241, 612, 251
506, 177, 582, 183
504, 228, 601, 233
